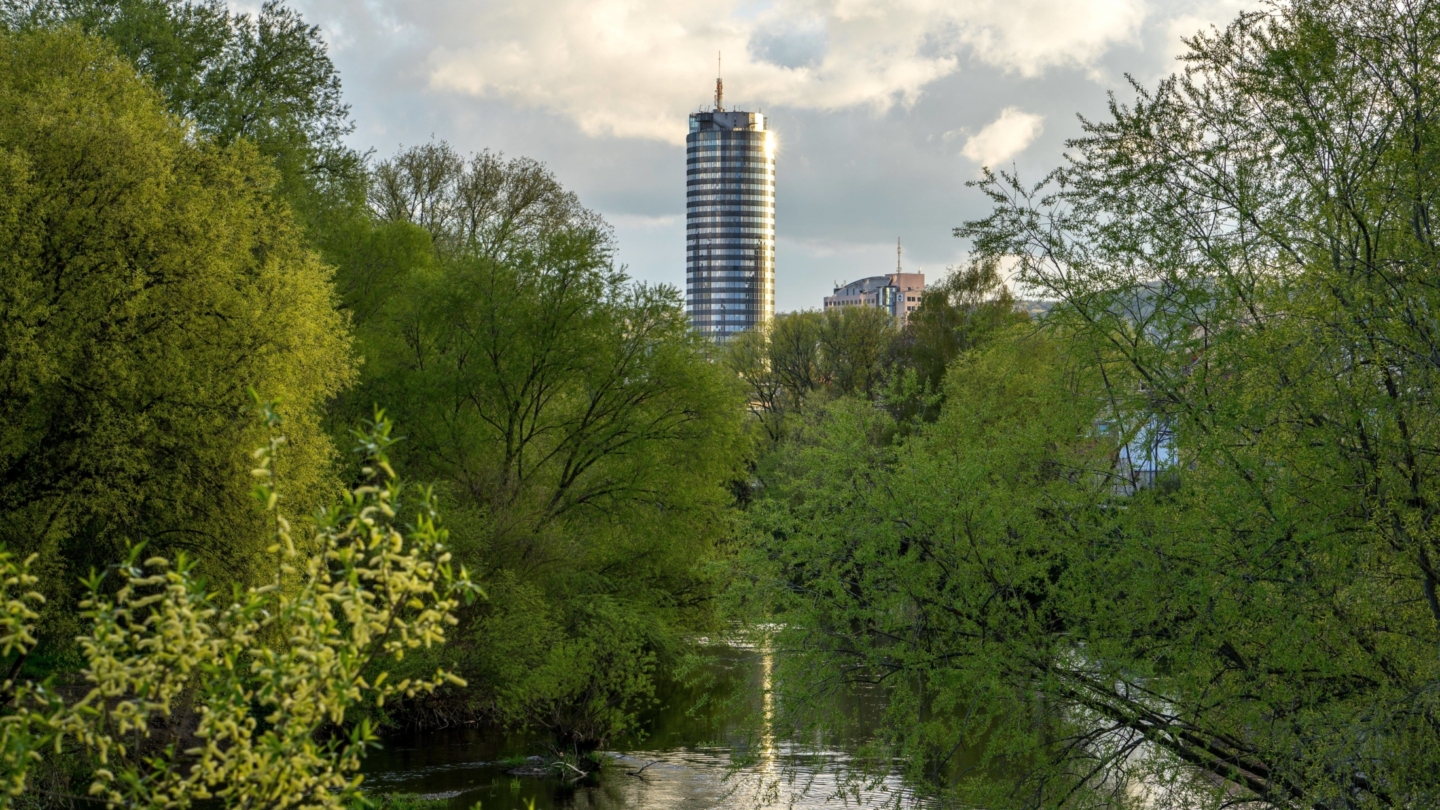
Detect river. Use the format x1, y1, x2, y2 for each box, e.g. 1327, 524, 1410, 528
359, 643, 929, 809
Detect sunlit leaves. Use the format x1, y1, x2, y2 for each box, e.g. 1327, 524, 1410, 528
0, 412, 476, 808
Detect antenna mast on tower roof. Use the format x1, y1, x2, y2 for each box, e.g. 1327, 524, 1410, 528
715, 51, 724, 111
897, 237, 902, 274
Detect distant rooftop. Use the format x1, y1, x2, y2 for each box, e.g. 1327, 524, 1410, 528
690, 110, 765, 132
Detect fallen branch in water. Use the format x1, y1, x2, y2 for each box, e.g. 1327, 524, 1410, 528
560, 761, 588, 778
626, 760, 661, 777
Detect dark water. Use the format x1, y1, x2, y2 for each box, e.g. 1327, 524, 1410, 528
359, 644, 927, 809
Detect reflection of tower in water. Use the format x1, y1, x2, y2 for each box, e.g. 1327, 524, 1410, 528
685, 62, 775, 340
760, 644, 775, 768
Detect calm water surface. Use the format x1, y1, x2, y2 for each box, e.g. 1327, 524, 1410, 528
360, 644, 929, 810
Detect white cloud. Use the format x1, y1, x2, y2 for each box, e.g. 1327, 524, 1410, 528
961, 107, 1045, 167
608, 213, 680, 230
384, 0, 1149, 143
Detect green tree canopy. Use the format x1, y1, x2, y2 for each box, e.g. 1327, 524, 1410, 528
742, 0, 1440, 806
3, 0, 364, 222
335, 144, 747, 747
724, 310, 824, 447
818, 304, 896, 397
368, 142, 607, 262
727, 268, 1022, 447
885, 257, 1028, 420
725, 303, 900, 454
0, 27, 354, 640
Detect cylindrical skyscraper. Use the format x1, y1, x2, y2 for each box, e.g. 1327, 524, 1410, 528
686, 88, 775, 339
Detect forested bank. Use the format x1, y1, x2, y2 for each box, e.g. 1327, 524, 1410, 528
0, 0, 749, 803
2, 0, 1440, 808
733, 1, 1440, 808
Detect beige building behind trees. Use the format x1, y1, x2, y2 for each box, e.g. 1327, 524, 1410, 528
823, 271, 925, 325
822, 238, 925, 324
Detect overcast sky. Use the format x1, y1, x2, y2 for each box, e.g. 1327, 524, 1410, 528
286, 0, 1255, 312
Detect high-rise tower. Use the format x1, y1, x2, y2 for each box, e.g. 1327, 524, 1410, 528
686, 67, 775, 339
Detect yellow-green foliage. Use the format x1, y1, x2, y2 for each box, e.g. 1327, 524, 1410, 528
0, 27, 355, 637
337, 149, 749, 746
0, 412, 477, 808
746, 1, 1440, 805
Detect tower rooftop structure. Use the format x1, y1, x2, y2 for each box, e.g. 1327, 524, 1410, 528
686, 70, 775, 339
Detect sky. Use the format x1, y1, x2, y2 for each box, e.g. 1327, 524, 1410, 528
285, 0, 1256, 313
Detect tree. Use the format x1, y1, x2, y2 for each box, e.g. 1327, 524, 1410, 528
0, 411, 476, 808
369, 142, 607, 261
727, 304, 905, 449
723, 326, 788, 447
885, 257, 1028, 421
0, 28, 354, 640
2, 0, 364, 225
724, 311, 824, 447
818, 304, 896, 396
744, 330, 1116, 806
771, 310, 825, 404
743, 0, 1440, 806
336, 145, 747, 747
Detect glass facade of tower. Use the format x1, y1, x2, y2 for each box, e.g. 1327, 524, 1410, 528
686, 110, 775, 339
